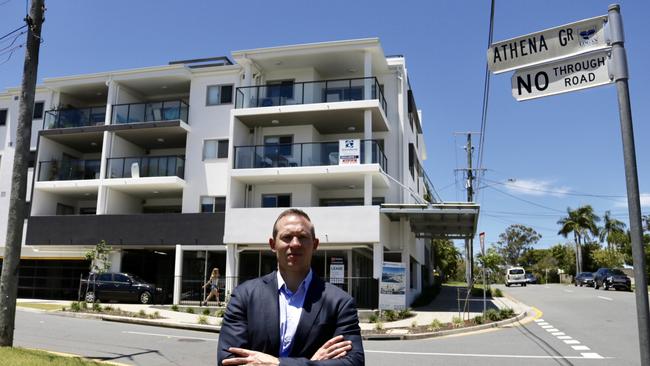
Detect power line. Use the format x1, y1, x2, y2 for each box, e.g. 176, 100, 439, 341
0, 24, 26, 42
485, 184, 565, 213
483, 177, 625, 199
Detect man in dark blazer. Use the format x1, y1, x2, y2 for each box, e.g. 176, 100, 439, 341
218, 209, 364, 366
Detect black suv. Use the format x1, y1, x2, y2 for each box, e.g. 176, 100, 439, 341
593, 268, 632, 291
81, 272, 160, 304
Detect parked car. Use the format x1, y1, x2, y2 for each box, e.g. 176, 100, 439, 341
505, 267, 527, 287
593, 268, 632, 291
80, 272, 162, 304
574, 272, 595, 287
524, 273, 538, 284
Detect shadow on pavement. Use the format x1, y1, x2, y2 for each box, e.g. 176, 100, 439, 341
413, 285, 500, 313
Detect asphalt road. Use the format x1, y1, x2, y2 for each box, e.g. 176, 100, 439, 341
14, 284, 646, 365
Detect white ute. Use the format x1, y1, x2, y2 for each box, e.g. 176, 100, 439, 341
505, 267, 527, 287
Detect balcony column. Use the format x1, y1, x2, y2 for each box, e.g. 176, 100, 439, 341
173, 244, 183, 305
373, 243, 383, 279
225, 243, 237, 300
242, 60, 253, 108
364, 109, 372, 205
364, 50, 372, 100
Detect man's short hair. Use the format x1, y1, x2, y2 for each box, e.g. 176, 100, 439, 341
272, 208, 316, 240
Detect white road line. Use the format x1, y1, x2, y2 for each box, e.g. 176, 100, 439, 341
121, 331, 218, 342
598, 296, 613, 301
535, 319, 544, 322
537, 322, 549, 325
558, 336, 572, 340
564, 340, 581, 345
546, 328, 559, 332
552, 332, 565, 336
541, 325, 553, 328
573, 346, 591, 351
564, 289, 574, 293
365, 350, 610, 359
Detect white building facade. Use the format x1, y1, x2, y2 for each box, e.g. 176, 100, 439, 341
0, 39, 478, 307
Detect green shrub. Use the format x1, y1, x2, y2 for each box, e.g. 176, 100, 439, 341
138, 309, 146, 317
451, 316, 463, 328
103, 305, 113, 312
368, 313, 378, 323
429, 319, 443, 331
399, 308, 414, 319
485, 308, 500, 321
171, 304, 179, 312
79, 301, 88, 310
197, 315, 208, 325
499, 307, 515, 319
92, 301, 102, 312
186, 307, 195, 314
381, 310, 397, 322
216, 309, 225, 318
151, 311, 161, 319
70, 302, 81, 312
202, 308, 211, 316
493, 288, 503, 297
374, 321, 384, 331
473, 315, 484, 325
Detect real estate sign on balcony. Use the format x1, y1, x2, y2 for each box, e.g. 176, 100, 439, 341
379, 262, 406, 311
338, 139, 360, 165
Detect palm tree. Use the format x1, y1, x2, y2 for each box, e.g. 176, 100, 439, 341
557, 205, 600, 274
598, 210, 626, 251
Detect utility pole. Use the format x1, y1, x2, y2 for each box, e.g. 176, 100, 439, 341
454, 132, 484, 287
0, 0, 45, 347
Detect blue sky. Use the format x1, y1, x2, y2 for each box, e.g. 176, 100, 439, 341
0, 0, 647, 251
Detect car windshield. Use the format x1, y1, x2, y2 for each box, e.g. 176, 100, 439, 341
509, 269, 524, 275
584, 273, 594, 278
611, 269, 625, 275
126, 274, 147, 283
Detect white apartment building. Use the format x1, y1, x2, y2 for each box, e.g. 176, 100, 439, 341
0, 39, 478, 307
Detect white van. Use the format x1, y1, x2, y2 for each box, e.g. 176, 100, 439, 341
505, 267, 527, 287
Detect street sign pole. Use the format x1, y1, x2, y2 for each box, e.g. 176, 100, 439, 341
608, 5, 650, 366
479, 232, 486, 315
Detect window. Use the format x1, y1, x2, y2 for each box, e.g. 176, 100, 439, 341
262, 194, 291, 208
56, 203, 74, 215
203, 139, 229, 160
206, 85, 233, 105
266, 80, 294, 100
201, 196, 226, 213
79, 207, 97, 215
0, 109, 7, 126
408, 143, 416, 179
33, 102, 44, 119
264, 136, 293, 161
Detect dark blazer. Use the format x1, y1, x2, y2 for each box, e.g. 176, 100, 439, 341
217, 271, 364, 366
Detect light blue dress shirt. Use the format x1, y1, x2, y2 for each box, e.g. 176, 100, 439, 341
277, 270, 313, 357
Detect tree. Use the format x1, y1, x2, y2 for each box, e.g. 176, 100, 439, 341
591, 248, 625, 269
557, 205, 600, 274
549, 243, 576, 276
599, 210, 626, 251
532, 253, 559, 283
495, 224, 541, 266
476, 246, 504, 284
85, 240, 112, 273
432, 239, 462, 282
519, 249, 548, 269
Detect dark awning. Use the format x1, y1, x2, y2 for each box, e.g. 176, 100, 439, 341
380, 202, 480, 240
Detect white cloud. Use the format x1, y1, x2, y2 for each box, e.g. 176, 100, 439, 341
615, 193, 650, 208
502, 179, 570, 197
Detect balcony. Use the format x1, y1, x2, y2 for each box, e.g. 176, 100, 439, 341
111, 100, 189, 125
235, 77, 387, 113
38, 159, 100, 181
233, 140, 386, 171
107, 155, 185, 179
43, 107, 106, 129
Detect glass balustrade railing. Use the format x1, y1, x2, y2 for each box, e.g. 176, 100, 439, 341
111, 100, 189, 125
233, 140, 386, 171
43, 107, 106, 129
235, 77, 387, 113
38, 159, 101, 181
106, 155, 185, 179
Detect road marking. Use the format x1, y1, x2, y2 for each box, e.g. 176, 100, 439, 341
564, 289, 574, 293
546, 328, 559, 332
597, 296, 613, 301
538, 322, 549, 326
535, 318, 544, 323
557, 336, 572, 340
121, 331, 218, 342
552, 332, 565, 336
541, 325, 553, 328
564, 340, 581, 345
365, 350, 610, 359
573, 345, 591, 351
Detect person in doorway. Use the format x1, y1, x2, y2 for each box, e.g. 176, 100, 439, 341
217, 208, 364, 365
202, 267, 220, 306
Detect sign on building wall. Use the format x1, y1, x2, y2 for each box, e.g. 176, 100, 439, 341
329, 257, 345, 285
379, 262, 406, 311
338, 139, 360, 165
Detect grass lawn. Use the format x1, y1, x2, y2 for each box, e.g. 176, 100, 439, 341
17, 303, 66, 311
0, 347, 103, 365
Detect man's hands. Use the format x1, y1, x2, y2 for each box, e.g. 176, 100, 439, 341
310, 335, 352, 361
221, 336, 351, 365
222, 347, 280, 365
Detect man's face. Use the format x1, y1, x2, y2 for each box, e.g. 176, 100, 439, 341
270, 214, 319, 275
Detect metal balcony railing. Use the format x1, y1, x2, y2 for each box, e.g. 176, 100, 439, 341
110, 100, 189, 125
43, 106, 106, 129
233, 140, 387, 171
106, 155, 185, 179
38, 159, 101, 181
235, 77, 387, 113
